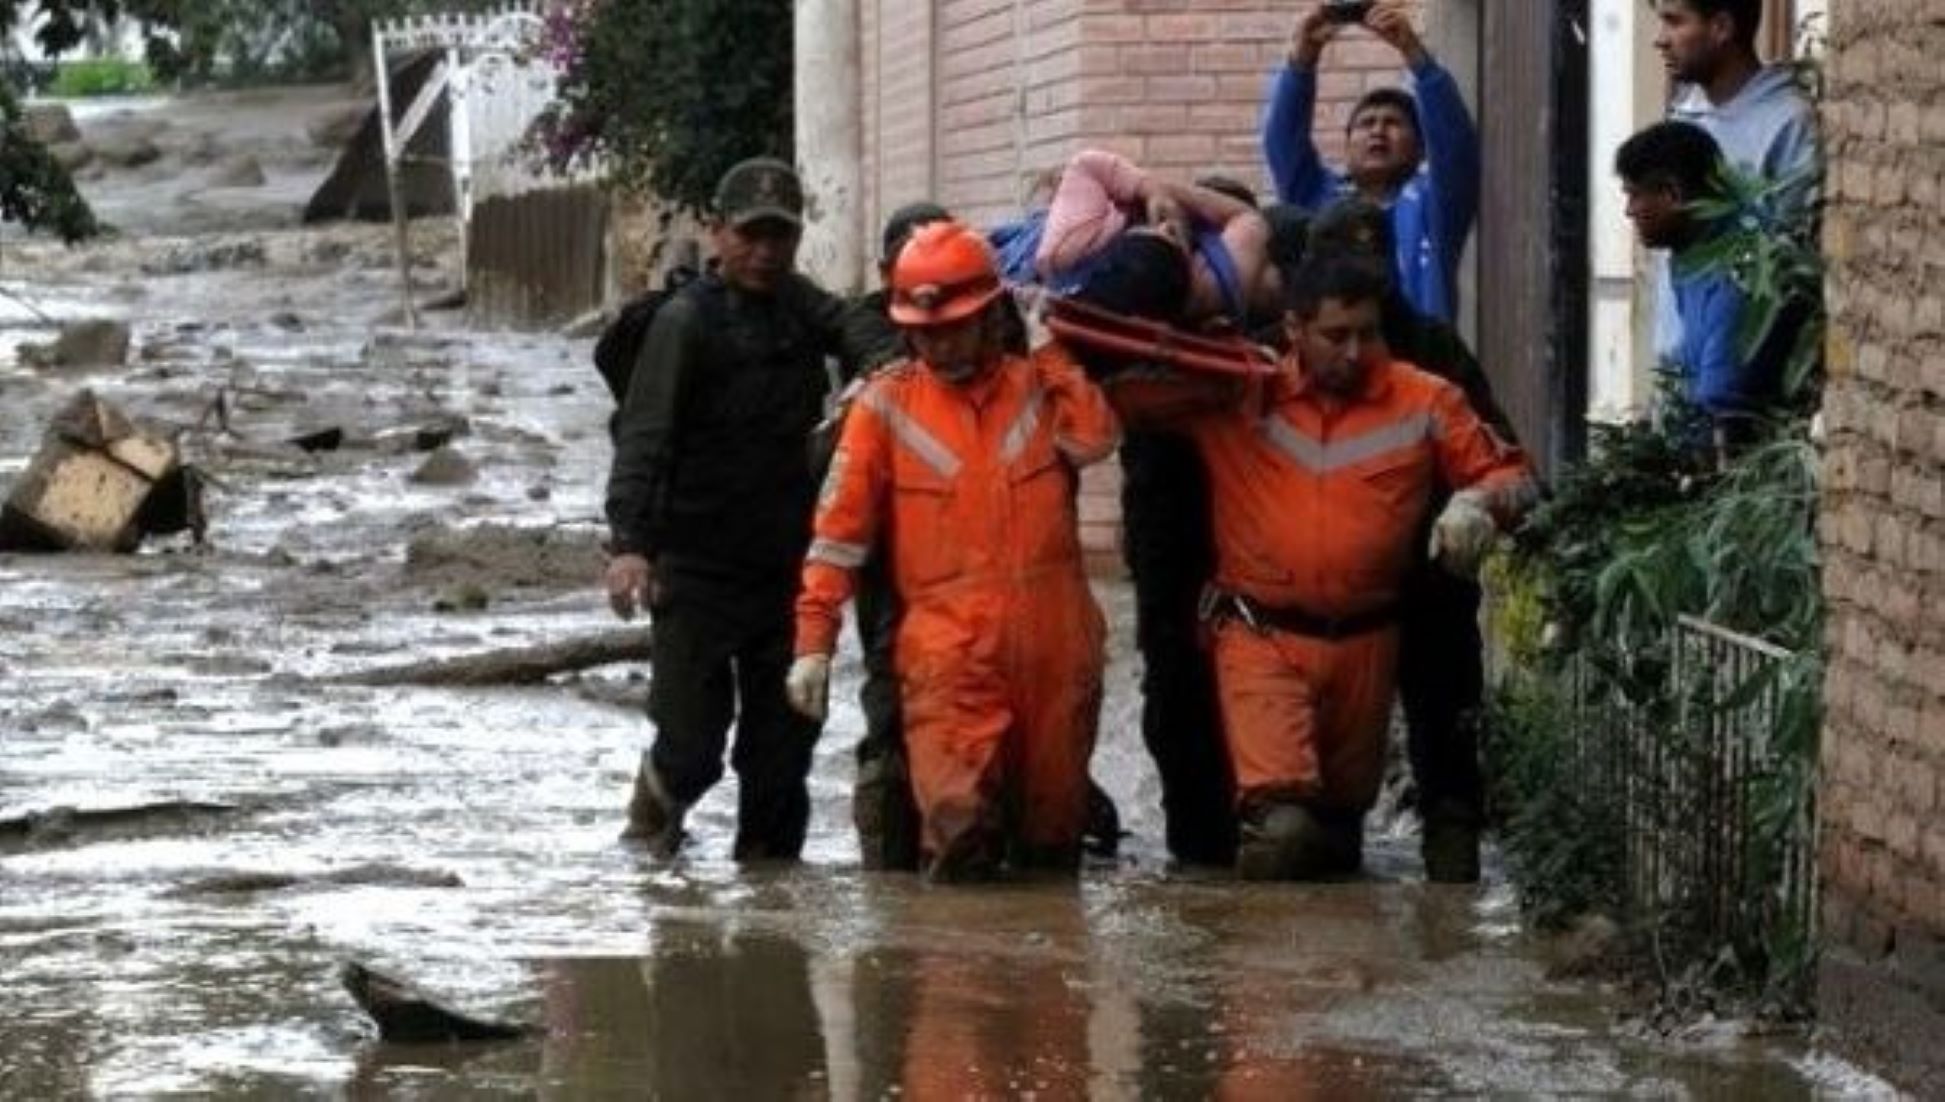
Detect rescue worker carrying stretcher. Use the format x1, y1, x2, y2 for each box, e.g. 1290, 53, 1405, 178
786, 222, 1120, 881
1106, 254, 1538, 880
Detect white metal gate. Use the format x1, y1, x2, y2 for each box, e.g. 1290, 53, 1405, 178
370, 3, 563, 324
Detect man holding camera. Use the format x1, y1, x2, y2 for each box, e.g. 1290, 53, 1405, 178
1262, 0, 1480, 324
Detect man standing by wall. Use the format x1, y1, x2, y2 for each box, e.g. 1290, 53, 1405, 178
1262, 0, 1481, 323
604, 157, 864, 861
1651, 0, 1821, 362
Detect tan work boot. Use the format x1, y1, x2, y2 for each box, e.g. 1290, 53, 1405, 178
619, 754, 686, 857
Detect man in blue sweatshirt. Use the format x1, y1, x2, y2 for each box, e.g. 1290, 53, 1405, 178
1261, 0, 1479, 324
1620, 121, 1789, 430
1652, 0, 1821, 364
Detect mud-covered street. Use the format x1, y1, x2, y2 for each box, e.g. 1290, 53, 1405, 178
0, 92, 1880, 1099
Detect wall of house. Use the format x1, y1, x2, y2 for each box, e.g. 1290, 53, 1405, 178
1814, 1, 1945, 1092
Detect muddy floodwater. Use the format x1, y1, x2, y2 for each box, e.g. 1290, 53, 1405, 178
1, 92, 1891, 1100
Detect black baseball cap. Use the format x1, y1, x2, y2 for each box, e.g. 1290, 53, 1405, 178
715, 157, 804, 229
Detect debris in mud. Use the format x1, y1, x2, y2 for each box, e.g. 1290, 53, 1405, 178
432, 583, 491, 613
0, 800, 241, 848
403, 523, 602, 591
23, 103, 80, 145
140, 238, 270, 276
19, 318, 133, 370
166, 863, 464, 899
410, 446, 477, 486
341, 962, 535, 1043
0, 390, 205, 552
330, 628, 652, 686
206, 154, 267, 189
375, 417, 470, 454
289, 426, 345, 453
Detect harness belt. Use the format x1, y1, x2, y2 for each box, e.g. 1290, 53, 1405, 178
1198, 587, 1399, 641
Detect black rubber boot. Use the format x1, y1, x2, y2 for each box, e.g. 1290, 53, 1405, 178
619, 753, 687, 858
1235, 803, 1333, 882
1421, 800, 1482, 884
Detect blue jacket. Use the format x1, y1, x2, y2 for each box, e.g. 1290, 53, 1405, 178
1667, 243, 1780, 418
1654, 65, 1822, 363
1262, 57, 1479, 323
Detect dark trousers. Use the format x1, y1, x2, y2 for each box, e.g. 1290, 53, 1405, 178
1121, 431, 1237, 866
1396, 565, 1487, 821
647, 573, 819, 860
852, 554, 921, 871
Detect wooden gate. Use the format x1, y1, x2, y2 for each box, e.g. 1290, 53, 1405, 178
1476, 2, 1590, 475
467, 185, 610, 327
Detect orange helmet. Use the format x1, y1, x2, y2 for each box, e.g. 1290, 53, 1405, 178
889, 221, 1003, 327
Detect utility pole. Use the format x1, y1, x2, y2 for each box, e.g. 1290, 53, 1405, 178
793, 0, 865, 294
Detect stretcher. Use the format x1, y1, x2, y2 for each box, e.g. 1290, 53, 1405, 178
1042, 295, 1277, 378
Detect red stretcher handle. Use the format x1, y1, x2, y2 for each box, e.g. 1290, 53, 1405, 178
1043, 296, 1276, 378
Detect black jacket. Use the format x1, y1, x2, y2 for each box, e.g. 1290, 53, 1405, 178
605, 271, 864, 577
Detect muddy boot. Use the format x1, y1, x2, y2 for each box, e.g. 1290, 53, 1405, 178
1080, 779, 1125, 859
1235, 803, 1332, 882
619, 754, 686, 857
854, 745, 921, 872
1314, 807, 1366, 877
1421, 800, 1482, 884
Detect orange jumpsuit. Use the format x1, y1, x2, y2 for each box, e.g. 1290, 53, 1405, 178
797, 342, 1120, 869
1112, 358, 1535, 812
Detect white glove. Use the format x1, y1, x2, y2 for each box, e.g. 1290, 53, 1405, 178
1428, 490, 1498, 579
785, 654, 832, 721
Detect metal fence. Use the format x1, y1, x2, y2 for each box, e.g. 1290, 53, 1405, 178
1540, 615, 1815, 969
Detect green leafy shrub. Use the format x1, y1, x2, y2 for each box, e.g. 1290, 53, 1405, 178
47, 58, 155, 97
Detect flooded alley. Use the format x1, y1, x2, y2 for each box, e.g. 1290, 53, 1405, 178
0, 91, 1885, 1100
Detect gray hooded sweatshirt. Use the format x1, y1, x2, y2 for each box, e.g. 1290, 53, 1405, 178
1654, 63, 1822, 364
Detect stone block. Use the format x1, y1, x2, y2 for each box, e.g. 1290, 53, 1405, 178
0, 391, 181, 553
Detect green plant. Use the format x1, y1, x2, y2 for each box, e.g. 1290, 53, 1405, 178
536, 0, 793, 213
47, 57, 154, 96
0, 82, 98, 240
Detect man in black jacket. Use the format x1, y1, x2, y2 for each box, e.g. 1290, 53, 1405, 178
1307, 198, 1523, 882
605, 158, 868, 860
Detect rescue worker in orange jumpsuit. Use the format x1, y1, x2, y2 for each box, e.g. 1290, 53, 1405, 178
1107, 254, 1538, 880
785, 221, 1120, 881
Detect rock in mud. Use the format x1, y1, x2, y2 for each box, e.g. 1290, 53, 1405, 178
0, 800, 240, 847
404, 523, 604, 591
93, 133, 163, 169
23, 103, 79, 145
341, 962, 535, 1043
47, 140, 94, 172
410, 447, 477, 486
207, 155, 268, 188
20, 319, 132, 369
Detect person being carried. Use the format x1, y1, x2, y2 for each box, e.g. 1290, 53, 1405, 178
787, 222, 1120, 882
1262, 0, 1480, 323
1105, 254, 1537, 881
1034, 149, 1297, 328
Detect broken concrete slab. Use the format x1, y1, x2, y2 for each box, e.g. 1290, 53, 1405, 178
341, 961, 534, 1043
0, 390, 197, 553
19, 319, 133, 370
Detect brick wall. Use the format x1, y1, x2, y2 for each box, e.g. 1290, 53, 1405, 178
1815, 2, 1945, 1092
858, 0, 1415, 566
